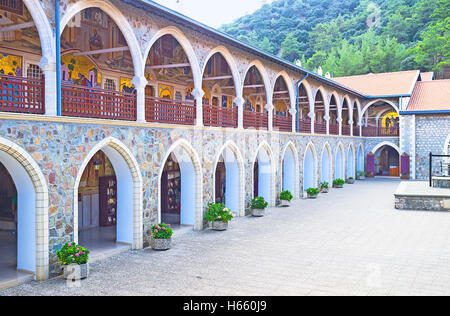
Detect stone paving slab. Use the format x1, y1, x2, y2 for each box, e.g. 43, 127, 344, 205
2, 179, 450, 296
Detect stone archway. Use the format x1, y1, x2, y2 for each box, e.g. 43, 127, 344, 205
158, 139, 203, 230
347, 144, 356, 179
281, 142, 299, 198
252, 141, 276, 206
303, 142, 318, 191
73, 137, 143, 250
335, 143, 345, 180
0, 137, 49, 281
321, 142, 333, 184
212, 141, 245, 217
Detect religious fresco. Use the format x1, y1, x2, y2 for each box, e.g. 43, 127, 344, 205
61, 8, 134, 75
0, 54, 22, 76
120, 77, 134, 93
79, 151, 115, 194
146, 35, 193, 85
159, 84, 174, 99
0, 2, 41, 54
382, 112, 399, 128
60, 53, 102, 86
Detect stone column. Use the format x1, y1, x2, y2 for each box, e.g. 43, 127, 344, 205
309, 111, 315, 134
289, 108, 297, 133
192, 88, 204, 127
132, 76, 148, 122
234, 96, 245, 129
324, 114, 330, 135
38, 56, 57, 116
337, 117, 343, 136
349, 119, 354, 136
265, 103, 274, 131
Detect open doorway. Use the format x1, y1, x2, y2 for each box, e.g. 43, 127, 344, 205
374, 145, 400, 177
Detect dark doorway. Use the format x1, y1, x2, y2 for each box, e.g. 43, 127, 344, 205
254, 160, 259, 197
161, 153, 181, 226
375, 146, 400, 177
215, 159, 226, 203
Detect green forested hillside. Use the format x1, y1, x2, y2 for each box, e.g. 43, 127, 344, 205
220, 0, 449, 77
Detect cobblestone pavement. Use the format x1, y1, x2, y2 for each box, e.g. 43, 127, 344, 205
2, 179, 450, 296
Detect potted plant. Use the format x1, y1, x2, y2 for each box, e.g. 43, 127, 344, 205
333, 179, 345, 188
346, 177, 355, 184
320, 182, 329, 193
57, 243, 90, 281
306, 188, 320, 199
205, 203, 234, 231
356, 171, 366, 180
151, 223, 173, 251
279, 190, 293, 207
251, 197, 268, 217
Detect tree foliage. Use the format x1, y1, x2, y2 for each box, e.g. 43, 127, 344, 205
220, 0, 449, 77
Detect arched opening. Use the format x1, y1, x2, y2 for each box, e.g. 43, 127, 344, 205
202, 52, 237, 128
253, 145, 273, 204
243, 65, 268, 130
361, 100, 400, 137
297, 83, 311, 133
0, 1, 45, 114
282, 145, 296, 195
357, 146, 364, 174
342, 98, 351, 136
353, 102, 360, 136
303, 144, 317, 191
214, 146, 242, 216
374, 145, 400, 177
145, 34, 196, 125
346, 146, 355, 179
321, 145, 332, 184
273, 76, 292, 132
335, 145, 345, 180
60, 7, 137, 120
329, 95, 339, 135
160, 143, 200, 229
314, 90, 326, 134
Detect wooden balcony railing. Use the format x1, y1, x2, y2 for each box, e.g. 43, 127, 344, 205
329, 123, 339, 135
61, 84, 136, 121
342, 125, 351, 136
315, 121, 327, 134
243, 111, 268, 130
362, 126, 400, 137
297, 118, 311, 133
0, 75, 45, 114
203, 105, 238, 128
145, 97, 196, 125
273, 113, 292, 132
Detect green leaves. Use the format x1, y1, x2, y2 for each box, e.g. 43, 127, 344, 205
57, 243, 90, 266
205, 203, 234, 223
151, 223, 174, 240
280, 190, 294, 202
333, 179, 346, 185
251, 197, 269, 210
306, 188, 320, 196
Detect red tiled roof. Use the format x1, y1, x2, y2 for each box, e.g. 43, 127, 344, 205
333, 70, 420, 96
407, 80, 450, 112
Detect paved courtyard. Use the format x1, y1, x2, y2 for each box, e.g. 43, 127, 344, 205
2, 178, 450, 296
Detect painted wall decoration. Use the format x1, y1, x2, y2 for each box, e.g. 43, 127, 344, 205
0, 5, 41, 54
0, 53, 22, 76
79, 151, 115, 194
61, 54, 102, 86
120, 77, 134, 93
61, 8, 134, 74
147, 35, 192, 84
159, 84, 174, 99
382, 112, 399, 128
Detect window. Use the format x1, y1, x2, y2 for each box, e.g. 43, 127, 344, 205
104, 79, 116, 91
27, 64, 43, 79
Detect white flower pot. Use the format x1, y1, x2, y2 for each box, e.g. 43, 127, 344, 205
211, 221, 228, 231
251, 209, 265, 217
280, 200, 291, 207
151, 237, 172, 251
63, 263, 89, 280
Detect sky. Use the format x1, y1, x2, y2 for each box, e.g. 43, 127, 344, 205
152, 0, 274, 29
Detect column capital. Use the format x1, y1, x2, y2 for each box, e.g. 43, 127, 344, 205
38, 56, 56, 73
323, 114, 330, 121
308, 112, 315, 120
265, 103, 274, 112
348, 120, 354, 125
234, 96, 245, 107
288, 108, 297, 116
131, 76, 148, 90
191, 88, 205, 99
336, 117, 343, 123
